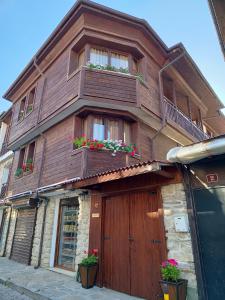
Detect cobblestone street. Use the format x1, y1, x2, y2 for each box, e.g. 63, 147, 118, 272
0, 284, 31, 300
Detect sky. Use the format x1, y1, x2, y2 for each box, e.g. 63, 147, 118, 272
0, 0, 225, 114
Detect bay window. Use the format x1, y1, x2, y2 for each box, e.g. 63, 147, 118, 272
89, 47, 129, 71
84, 115, 131, 143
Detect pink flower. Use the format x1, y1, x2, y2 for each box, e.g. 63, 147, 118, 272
168, 259, 178, 266
161, 261, 167, 268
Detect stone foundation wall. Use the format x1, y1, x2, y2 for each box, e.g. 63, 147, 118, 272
0, 207, 11, 256
5, 208, 17, 257
74, 193, 91, 272
31, 199, 56, 267
161, 183, 198, 300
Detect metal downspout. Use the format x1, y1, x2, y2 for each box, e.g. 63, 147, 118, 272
150, 50, 185, 160
159, 50, 186, 125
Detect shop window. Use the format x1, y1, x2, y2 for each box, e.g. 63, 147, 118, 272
18, 97, 26, 121
55, 198, 79, 271
26, 87, 36, 115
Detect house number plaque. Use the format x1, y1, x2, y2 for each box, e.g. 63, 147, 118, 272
92, 213, 100, 218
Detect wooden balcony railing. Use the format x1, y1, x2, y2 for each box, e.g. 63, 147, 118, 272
0, 183, 8, 199
163, 97, 209, 141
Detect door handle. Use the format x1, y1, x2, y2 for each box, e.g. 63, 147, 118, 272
150, 239, 161, 244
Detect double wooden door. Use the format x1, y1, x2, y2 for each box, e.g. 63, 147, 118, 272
103, 191, 165, 300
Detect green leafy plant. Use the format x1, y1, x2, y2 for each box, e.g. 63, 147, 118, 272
135, 72, 145, 84
73, 137, 137, 156
15, 168, 23, 178
86, 63, 129, 74
80, 249, 98, 267
161, 259, 181, 282
26, 105, 33, 114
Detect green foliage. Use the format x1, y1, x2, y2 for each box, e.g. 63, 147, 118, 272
161, 259, 181, 282
80, 255, 98, 267
14, 168, 23, 177
86, 63, 129, 74
135, 73, 145, 84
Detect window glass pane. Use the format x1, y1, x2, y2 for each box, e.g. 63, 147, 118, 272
26, 88, 35, 114
111, 53, 128, 69
90, 48, 108, 66
93, 117, 105, 140
57, 203, 79, 271
107, 120, 119, 140
124, 121, 131, 144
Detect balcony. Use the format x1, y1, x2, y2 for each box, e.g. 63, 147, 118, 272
0, 183, 8, 199
80, 67, 138, 106
72, 147, 140, 178
163, 97, 209, 141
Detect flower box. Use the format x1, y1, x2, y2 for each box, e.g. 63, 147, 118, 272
160, 279, 188, 300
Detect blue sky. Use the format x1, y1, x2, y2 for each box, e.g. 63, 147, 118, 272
0, 0, 224, 113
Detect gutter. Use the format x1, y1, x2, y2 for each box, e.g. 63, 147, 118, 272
5, 191, 32, 201
167, 136, 225, 164
37, 177, 81, 193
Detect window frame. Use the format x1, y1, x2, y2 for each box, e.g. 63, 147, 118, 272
83, 114, 130, 143
15, 141, 36, 178
17, 86, 36, 123
88, 45, 132, 73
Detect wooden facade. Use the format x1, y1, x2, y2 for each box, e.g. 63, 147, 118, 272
1, 1, 225, 298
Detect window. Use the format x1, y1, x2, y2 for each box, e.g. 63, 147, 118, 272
18, 97, 26, 121
84, 115, 131, 143
90, 48, 108, 66
26, 87, 36, 114
15, 141, 35, 177
89, 47, 129, 71
18, 87, 36, 122
111, 52, 128, 69
93, 117, 105, 140
18, 148, 26, 169
68, 48, 85, 75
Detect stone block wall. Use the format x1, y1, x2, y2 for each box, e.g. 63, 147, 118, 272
74, 193, 91, 272
31, 198, 56, 267
161, 183, 198, 300
5, 208, 17, 257
0, 207, 11, 256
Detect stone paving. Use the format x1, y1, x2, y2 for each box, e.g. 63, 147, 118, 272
0, 284, 32, 300
0, 258, 141, 300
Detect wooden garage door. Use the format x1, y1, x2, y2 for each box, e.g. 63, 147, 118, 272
103, 191, 165, 300
11, 208, 36, 265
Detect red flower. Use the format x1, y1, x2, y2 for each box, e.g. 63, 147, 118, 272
131, 151, 135, 157
22, 164, 26, 171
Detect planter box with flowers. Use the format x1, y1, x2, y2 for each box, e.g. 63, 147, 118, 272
73, 137, 140, 177
14, 159, 33, 178
160, 259, 187, 300
78, 249, 98, 289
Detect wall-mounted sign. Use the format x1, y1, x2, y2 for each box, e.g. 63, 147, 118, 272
92, 213, 100, 218
206, 173, 218, 183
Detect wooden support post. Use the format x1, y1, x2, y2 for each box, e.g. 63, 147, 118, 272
198, 108, 203, 129
186, 96, 192, 120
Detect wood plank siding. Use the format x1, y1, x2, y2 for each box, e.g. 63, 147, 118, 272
5, 0, 223, 198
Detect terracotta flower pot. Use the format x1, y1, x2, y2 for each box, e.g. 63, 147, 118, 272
160, 279, 188, 300
78, 264, 98, 289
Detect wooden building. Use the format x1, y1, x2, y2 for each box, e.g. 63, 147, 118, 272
1, 0, 225, 299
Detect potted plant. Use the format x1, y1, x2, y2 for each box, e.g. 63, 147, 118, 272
14, 167, 23, 178
78, 249, 98, 289
160, 259, 187, 300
